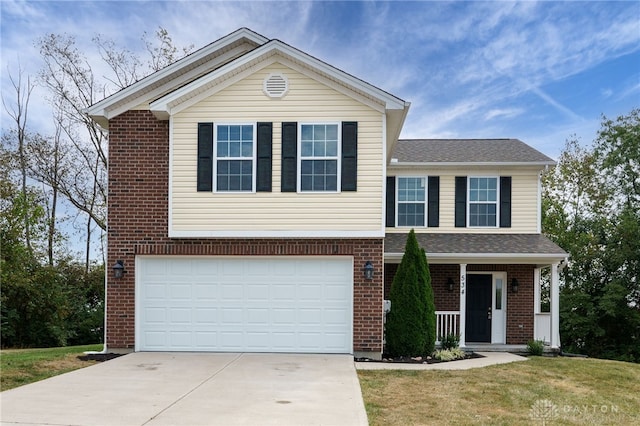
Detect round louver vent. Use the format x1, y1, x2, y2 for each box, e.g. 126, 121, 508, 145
263, 73, 289, 98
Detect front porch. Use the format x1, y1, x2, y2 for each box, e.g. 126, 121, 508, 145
383, 233, 568, 353
385, 262, 564, 350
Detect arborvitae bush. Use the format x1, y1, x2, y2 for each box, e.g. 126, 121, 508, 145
385, 229, 436, 356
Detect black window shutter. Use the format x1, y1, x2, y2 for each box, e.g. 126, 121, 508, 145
197, 122, 213, 192
386, 176, 396, 227
256, 122, 273, 192
281, 122, 297, 192
500, 176, 512, 228
341, 121, 357, 191
428, 176, 440, 227
455, 176, 467, 227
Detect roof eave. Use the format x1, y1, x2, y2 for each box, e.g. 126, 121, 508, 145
386, 104, 411, 158
384, 252, 569, 265
388, 161, 556, 168
150, 39, 409, 118
85, 28, 269, 129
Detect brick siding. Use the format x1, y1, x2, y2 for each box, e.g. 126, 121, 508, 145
107, 110, 384, 354
384, 262, 534, 344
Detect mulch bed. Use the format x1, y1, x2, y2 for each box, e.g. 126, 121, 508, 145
77, 353, 124, 362
355, 352, 484, 364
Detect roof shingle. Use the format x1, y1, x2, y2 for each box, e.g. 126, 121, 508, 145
391, 139, 555, 164
385, 233, 567, 255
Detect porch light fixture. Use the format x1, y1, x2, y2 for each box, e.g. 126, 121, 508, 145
363, 261, 374, 280
447, 277, 455, 292
511, 278, 519, 293
112, 260, 125, 279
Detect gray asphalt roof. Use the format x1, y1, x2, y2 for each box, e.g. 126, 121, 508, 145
385, 233, 567, 255
392, 139, 555, 164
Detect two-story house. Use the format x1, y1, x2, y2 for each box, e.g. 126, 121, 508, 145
87, 28, 567, 359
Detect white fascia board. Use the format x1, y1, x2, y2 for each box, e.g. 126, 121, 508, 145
168, 229, 385, 238
272, 42, 408, 111
384, 252, 568, 264
151, 40, 409, 116
86, 28, 268, 121
388, 161, 555, 168
151, 56, 278, 119
386, 106, 410, 159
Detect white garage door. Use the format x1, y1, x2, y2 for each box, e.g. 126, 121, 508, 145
136, 256, 353, 353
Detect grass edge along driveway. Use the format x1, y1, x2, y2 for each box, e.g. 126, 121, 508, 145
1, 344, 102, 391
358, 356, 640, 425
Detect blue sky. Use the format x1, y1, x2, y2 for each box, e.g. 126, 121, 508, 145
1, 0, 638, 158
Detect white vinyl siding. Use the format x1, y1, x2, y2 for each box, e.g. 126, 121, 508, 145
170, 62, 385, 236
387, 168, 541, 233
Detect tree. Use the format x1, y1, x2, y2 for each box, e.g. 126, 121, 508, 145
385, 229, 436, 357
543, 109, 640, 362
2, 63, 36, 254
36, 29, 192, 269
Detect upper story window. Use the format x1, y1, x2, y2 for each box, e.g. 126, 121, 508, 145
468, 177, 498, 227
299, 124, 340, 192
397, 177, 426, 226
215, 124, 255, 192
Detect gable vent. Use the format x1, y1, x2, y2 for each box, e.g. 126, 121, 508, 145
263, 73, 289, 98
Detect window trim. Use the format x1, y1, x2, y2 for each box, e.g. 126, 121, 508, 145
213, 123, 257, 193
467, 176, 500, 228
395, 176, 428, 227
297, 122, 341, 193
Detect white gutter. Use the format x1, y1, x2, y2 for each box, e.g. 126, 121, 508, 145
388, 161, 556, 167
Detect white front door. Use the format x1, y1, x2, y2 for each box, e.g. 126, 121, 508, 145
136, 256, 353, 353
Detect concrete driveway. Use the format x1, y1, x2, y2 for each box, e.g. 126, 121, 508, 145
0, 352, 368, 426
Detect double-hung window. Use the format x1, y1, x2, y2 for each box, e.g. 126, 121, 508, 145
299, 124, 339, 192
397, 177, 426, 226
468, 177, 498, 227
215, 124, 255, 192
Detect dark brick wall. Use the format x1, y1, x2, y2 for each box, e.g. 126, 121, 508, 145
384, 262, 535, 344
107, 110, 384, 353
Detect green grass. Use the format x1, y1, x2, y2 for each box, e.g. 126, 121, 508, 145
0, 344, 103, 391
358, 356, 640, 425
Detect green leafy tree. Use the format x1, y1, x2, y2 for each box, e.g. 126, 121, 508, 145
543, 109, 640, 362
385, 229, 436, 356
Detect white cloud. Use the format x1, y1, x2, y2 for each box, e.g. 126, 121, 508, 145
1, 0, 638, 156
484, 108, 525, 121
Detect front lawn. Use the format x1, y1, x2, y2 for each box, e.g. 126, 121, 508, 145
358, 356, 640, 425
0, 344, 103, 391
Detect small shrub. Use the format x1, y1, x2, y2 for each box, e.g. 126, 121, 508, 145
527, 339, 545, 356
433, 347, 466, 361
440, 333, 460, 350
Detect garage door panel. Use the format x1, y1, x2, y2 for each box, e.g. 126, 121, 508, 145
247, 284, 269, 300
195, 308, 217, 323
170, 284, 191, 299
194, 284, 217, 299
138, 257, 352, 353
170, 308, 191, 323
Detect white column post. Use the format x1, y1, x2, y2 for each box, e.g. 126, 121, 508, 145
550, 263, 560, 349
533, 267, 540, 342
459, 263, 467, 348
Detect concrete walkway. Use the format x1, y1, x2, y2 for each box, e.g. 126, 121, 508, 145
1, 352, 368, 426
355, 351, 528, 370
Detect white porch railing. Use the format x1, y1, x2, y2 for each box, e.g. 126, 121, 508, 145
436, 310, 460, 343
534, 313, 551, 344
